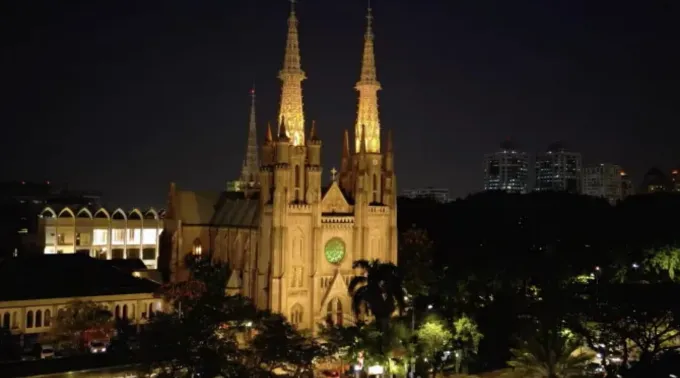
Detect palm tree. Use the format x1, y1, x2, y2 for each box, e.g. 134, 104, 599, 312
503, 328, 593, 378
348, 259, 406, 354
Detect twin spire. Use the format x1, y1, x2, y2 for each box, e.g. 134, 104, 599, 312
277, 0, 306, 146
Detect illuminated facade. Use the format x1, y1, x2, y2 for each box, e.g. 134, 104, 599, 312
39, 207, 163, 269
483, 140, 529, 193
534, 143, 582, 193
164, 3, 397, 332
277, 2, 306, 146
583, 164, 623, 205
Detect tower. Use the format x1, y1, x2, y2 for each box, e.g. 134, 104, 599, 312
278, 0, 306, 146
354, 5, 381, 153
227, 89, 261, 192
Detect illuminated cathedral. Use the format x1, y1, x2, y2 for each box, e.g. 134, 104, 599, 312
163, 2, 397, 332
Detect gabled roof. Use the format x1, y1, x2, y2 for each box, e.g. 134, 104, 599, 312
176, 190, 259, 228
321, 181, 353, 214
0, 254, 159, 302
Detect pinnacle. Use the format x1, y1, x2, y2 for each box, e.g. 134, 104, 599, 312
265, 122, 273, 143
278, 117, 290, 142
309, 120, 319, 141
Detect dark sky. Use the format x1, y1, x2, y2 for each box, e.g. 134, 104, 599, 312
2, 0, 678, 208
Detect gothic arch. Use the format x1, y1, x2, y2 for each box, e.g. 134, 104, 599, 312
290, 304, 303, 327
112, 208, 127, 220
41, 207, 57, 218
325, 298, 344, 326
58, 207, 75, 218
94, 208, 110, 219
76, 208, 93, 219
128, 208, 143, 220
144, 208, 159, 220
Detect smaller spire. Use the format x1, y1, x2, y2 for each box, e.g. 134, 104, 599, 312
342, 129, 350, 158
366, 1, 373, 38
265, 122, 273, 143
309, 120, 319, 141
278, 117, 290, 141
386, 129, 393, 153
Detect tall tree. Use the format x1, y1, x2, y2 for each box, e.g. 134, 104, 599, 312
416, 316, 453, 378
348, 259, 406, 349
43, 300, 113, 351
399, 226, 435, 297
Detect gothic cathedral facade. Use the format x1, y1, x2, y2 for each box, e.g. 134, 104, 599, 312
163, 3, 396, 333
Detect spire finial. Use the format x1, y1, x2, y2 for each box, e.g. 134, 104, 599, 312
240, 87, 260, 186
331, 167, 338, 182
310, 120, 318, 141
266, 122, 273, 143
366, 1, 373, 36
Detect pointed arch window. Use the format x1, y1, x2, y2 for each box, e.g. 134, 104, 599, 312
193, 238, 202, 255
326, 298, 343, 326
372, 174, 378, 203
44, 310, 51, 327
26, 311, 34, 328
35, 310, 42, 327
290, 304, 303, 327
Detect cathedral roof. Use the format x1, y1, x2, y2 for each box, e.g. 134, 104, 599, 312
177, 190, 258, 228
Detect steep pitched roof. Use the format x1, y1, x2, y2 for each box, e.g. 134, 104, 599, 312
0, 254, 159, 302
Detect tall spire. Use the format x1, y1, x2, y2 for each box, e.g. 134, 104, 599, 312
240, 88, 260, 185
278, 0, 306, 146
354, 2, 382, 153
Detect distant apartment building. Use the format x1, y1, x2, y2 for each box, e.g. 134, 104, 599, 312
620, 171, 635, 198
483, 140, 529, 193
583, 164, 623, 204
534, 143, 582, 194
401, 187, 451, 203
640, 168, 671, 193
39, 206, 163, 269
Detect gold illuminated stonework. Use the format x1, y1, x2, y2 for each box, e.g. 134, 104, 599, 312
278, 1, 306, 146
354, 7, 381, 153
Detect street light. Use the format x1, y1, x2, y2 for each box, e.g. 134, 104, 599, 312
427, 304, 433, 310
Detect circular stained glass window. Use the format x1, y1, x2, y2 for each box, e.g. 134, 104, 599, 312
324, 238, 346, 264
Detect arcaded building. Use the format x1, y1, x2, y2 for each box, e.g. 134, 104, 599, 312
162, 4, 397, 332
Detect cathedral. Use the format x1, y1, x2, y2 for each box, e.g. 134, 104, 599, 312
162, 2, 397, 332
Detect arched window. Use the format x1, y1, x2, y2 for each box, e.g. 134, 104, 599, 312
44, 310, 51, 327
372, 174, 378, 203
193, 238, 202, 255
294, 165, 302, 201
123, 305, 128, 320
326, 298, 343, 326
2, 313, 9, 328
129, 304, 135, 320
115, 305, 121, 319
35, 310, 42, 327
26, 311, 34, 328
290, 304, 303, 327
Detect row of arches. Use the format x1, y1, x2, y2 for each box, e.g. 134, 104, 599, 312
24, 309, 52, 329
113, 303, 158, 321
41, 207, 160, 220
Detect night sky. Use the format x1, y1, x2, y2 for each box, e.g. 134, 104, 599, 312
3, 0, 678, 208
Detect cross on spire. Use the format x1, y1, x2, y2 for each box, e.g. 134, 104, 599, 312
330, 167, 338, 181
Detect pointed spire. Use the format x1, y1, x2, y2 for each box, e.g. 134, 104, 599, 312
354, 1, 382, 153
386, 129, 393, 153
309, 120, 318, 141
278, 0, 306, 146
278, 116, 290, 142
240, 87, 260, 186
265, 122, 273, 144
342, 129, 350, 158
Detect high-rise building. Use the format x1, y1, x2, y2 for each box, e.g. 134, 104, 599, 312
162, 3, 397, 332
583, 164, 622, 204
227, 89, 260, 193
483, 140, 529, 193
534, 143, 582, 193
640, 167, 671, 193
401, 187, 450, 203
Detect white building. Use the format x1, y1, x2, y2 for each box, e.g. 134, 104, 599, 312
583, 164, 623, 205
39, 206, 163, 269
535, 143, 582, 193
401, 187, 451, 203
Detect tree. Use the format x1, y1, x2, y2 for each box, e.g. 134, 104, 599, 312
644, 246, 680, 282
503, 326, 593, 378
249, 312, 325, 377
139, 255, 256, 377
399, 226, 435, 297
452, 315, 484, 374
348, 259, 406, 338
43, 300, 113, 351
416, 316, 453, 378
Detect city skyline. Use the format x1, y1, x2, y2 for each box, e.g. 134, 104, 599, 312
3, 0, 678, 208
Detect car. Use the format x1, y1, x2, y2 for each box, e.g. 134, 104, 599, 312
88, 340, 108, 354
33, 344, 55, 359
